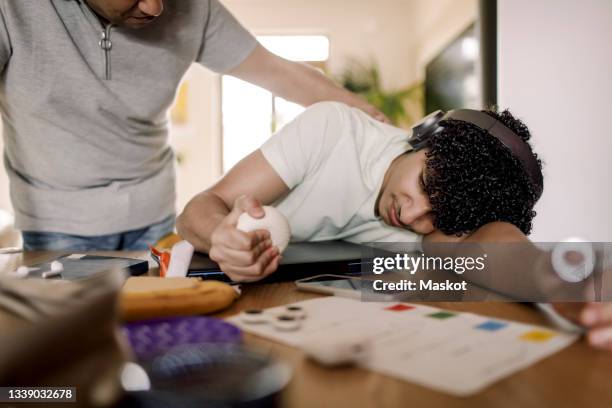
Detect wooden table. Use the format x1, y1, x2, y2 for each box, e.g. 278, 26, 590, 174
5, 252, 612, 407
218, 283, 612, 408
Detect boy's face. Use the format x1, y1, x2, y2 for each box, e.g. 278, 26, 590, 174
86, 0, 164, 27
377, 150, 435, 235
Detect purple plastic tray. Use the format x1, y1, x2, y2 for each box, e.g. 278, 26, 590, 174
123, 316, 242, 360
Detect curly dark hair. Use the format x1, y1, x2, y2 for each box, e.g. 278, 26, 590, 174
423, 108, 542, 236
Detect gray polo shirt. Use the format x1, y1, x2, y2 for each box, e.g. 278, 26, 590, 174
0, 0, 257, 235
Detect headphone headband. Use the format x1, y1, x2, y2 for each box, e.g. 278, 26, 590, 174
410, 109, 543, 200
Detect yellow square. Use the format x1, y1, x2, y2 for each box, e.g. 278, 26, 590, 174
520, 330, 556, 342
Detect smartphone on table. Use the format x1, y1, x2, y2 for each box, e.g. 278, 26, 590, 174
295, 274, 363, 299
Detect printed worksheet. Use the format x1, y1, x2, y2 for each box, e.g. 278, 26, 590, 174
227, 297, 578, 396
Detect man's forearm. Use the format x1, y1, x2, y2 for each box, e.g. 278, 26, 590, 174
270, 61, 367, 108
230, 45, 376, 113
176, 191, 228, 252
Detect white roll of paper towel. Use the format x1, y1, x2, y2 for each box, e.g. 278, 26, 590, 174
236, 206, 291, 253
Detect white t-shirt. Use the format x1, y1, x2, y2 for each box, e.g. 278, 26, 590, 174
260, 102, 421, 244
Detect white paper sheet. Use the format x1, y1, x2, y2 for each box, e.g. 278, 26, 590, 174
227, 296, 578, 396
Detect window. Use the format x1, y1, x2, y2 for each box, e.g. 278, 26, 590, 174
221, 35, 330, 172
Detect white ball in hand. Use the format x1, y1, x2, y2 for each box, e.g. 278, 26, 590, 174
236, 206, 291, 253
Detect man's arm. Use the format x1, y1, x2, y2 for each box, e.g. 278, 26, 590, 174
229, 44, 389, 123
177, 150, 289, 281
425, 222, 612, 350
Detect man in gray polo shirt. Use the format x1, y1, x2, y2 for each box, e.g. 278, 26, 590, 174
0, 0, 385, 250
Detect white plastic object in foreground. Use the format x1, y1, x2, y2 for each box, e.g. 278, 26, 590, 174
551, 237, 595, 283
303, 333, 371, 367
236, 206, 291, 253
166, 240, 195, 278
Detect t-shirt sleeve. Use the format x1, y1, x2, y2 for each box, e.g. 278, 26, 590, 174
0, 6, 12, 72
260, 102, 347, 189
196, 0, 258, 73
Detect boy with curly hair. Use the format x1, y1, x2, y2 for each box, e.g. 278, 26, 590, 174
178, 102, 612, 350
179, 101, 540, 268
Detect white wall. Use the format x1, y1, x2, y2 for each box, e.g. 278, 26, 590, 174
498, 0, 612, 241
411, 0, 476, 80
170, 66, 222, 212
224, 0, 420, 90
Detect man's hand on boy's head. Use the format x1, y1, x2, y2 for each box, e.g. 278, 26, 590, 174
552, 302, 612, 351
208, 195, 281, 282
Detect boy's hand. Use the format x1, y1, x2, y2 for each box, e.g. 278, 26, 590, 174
208, 195, 281, 282
552, 302, 612, 350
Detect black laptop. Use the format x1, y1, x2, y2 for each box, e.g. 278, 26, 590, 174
187, 241, 368, 283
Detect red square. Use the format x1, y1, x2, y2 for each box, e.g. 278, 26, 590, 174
385, 304, 415, 312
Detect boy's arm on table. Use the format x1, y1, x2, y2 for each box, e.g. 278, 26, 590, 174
424, 222, 553, 299
177, 150, 289, 282
424, 222, 612, 350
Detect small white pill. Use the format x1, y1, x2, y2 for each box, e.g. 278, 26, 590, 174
42, 269, 62, 279
273, 315, 301, 332
12, 266, 30, 278
15, 266, 30, 278
237, 206, 291, 253
50, 260, 64, 273
240, 309, 270, 324
121, 362, 151, 392
285, 305, 307, 320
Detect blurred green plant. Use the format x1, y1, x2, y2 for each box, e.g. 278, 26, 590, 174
338, 60, 423, 127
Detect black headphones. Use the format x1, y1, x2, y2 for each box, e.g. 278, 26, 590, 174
409, 109, 544, 201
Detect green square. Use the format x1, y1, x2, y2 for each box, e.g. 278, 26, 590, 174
427, 311, 457, 319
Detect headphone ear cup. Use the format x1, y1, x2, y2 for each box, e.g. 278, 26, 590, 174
409, 110, 445, 150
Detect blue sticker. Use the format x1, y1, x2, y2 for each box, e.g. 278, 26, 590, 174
476, 320, 507, 332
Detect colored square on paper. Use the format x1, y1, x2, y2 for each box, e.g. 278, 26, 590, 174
520, 330, 556, 342
385, 304, 415, 312
475, 320, 508, 332
427, 311, 457, 320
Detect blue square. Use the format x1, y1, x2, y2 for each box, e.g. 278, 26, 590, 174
476, 320, 507, 332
